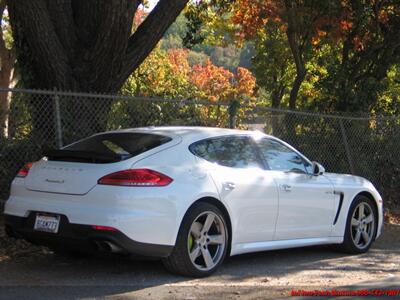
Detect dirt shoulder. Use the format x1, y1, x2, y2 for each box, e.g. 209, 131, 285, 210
0, 215, 399, 299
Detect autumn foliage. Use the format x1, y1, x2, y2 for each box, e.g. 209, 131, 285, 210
229, 0, 397, 51
124, 45, 256, 103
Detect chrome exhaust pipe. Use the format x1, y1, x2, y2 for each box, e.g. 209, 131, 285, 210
94, 241, 111, 252
95, 241, 122, 253
103, 241, 123, 253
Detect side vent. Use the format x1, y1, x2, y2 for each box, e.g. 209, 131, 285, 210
333, 191, 344, 225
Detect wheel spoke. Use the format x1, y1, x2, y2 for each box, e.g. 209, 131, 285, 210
351, 218, 360, 227
208, 234, 224, 245
362, 231, 370, 244
201, 247, 214, 269
189, 245, 201, 262
354, 231, 361, 244
202, 214, 215, 233
351, 202, 375, 249
358, 203, 365, 219
188, 210, 227, 271
190, 222, 202, 239
364, 214, 373, 224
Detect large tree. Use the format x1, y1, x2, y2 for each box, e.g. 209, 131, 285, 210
320, 0, 400, 112
7, 0, 189, 92
6, 0, 189, 143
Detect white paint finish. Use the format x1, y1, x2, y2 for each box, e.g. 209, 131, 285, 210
24, 134, 182, 195
273, 172, 336, 240
231, 236, 344, 256
4, 126, 384, 257
206, 162, 279, 244
24, 159, 130, 195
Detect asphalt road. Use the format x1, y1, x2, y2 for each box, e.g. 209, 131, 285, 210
0, 223, 399, 300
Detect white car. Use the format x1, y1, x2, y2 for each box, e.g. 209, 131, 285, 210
4, 127, 383, 277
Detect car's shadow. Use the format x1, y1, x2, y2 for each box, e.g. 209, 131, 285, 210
0, 247, 396, 299
0, 225, 398, 300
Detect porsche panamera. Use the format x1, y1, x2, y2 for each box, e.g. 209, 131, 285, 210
4, 127, 383, 277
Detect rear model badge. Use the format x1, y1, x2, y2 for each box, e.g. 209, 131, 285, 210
45, 179, 65, 184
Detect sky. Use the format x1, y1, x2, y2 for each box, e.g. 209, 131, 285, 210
146, 0, 159, 11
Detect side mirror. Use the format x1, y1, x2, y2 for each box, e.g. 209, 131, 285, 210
312, 162, 325, 176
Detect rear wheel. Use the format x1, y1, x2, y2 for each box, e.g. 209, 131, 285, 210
162, 202, 229, 277
338, 195, 377, 254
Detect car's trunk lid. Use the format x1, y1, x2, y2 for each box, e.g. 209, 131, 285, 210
24, 160, 132, 195
24, 131, 181, 195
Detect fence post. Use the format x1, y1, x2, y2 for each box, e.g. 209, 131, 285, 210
338, 118, 355, 174
228, 99, 239, 129
53, 89, 63, 148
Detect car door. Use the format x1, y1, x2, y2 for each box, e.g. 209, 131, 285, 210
190, 135, 279, 244
255, 137, 335, 240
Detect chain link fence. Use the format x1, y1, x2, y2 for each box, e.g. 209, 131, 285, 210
1, 88, 399, 210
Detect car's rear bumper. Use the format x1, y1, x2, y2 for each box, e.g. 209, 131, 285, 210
4, 213, 173, 258
4, 184, 181, 246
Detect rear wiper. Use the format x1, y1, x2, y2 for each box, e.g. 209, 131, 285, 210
43, 149, 122, 163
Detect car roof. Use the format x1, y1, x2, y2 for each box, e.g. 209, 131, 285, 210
96, 126, 312, 164
117, 126, 269, 141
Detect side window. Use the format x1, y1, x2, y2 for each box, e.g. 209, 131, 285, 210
190, 136, 262, 169
257, 138, 311, 173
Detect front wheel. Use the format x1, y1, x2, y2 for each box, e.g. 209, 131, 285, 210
338, 195, 377, 254
162, 202, 229, 277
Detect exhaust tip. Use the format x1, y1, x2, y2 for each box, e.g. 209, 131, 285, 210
94, 241, 123, 253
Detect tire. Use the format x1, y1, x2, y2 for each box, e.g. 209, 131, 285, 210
162, 202, 229, 277
338, 195, 377, 254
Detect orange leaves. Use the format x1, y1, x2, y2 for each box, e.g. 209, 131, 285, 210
190, 59, 234, 102
228, 0, 359, 48
340, 20, 353, 31
231, 0, 282, 40
133, 7, 147, 27
189, 60, 256, 102
127, 45, 256, 103
167, 49, 190, 76
234, 67, 256, 99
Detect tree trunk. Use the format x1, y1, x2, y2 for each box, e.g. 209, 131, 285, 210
270, 82, 285, 135
0, 0, 16, 138
281, 0, 306, 146
7, 0, 189, 143
288, 69, 306, 110
284, 0, 306, 110
0, 66, 13, 138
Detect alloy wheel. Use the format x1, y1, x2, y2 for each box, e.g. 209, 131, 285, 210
187, 211, 227, 271
351, 202, 375, 250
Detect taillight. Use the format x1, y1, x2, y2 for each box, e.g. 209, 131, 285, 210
92, 225, 118, 232
98, 169, 173, 187
16, 162, 33, 178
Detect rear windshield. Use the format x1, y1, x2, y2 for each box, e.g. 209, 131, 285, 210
45, 132, 172, 163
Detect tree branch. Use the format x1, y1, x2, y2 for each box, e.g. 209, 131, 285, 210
116, 0, 189, 90
70, 0, 140, 91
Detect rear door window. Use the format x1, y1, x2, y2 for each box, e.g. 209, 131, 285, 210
189, 136, 262, 169
46, 132, 172, 163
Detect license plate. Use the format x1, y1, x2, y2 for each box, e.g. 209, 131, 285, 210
34, 214, 60, 233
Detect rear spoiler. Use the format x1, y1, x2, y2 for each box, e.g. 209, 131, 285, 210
43, 149, 125, 163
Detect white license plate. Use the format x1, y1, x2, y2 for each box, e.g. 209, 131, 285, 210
34, 214, 60, 233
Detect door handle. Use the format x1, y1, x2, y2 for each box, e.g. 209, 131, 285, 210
223, 182, 236, 190
280, 184, 292, 192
